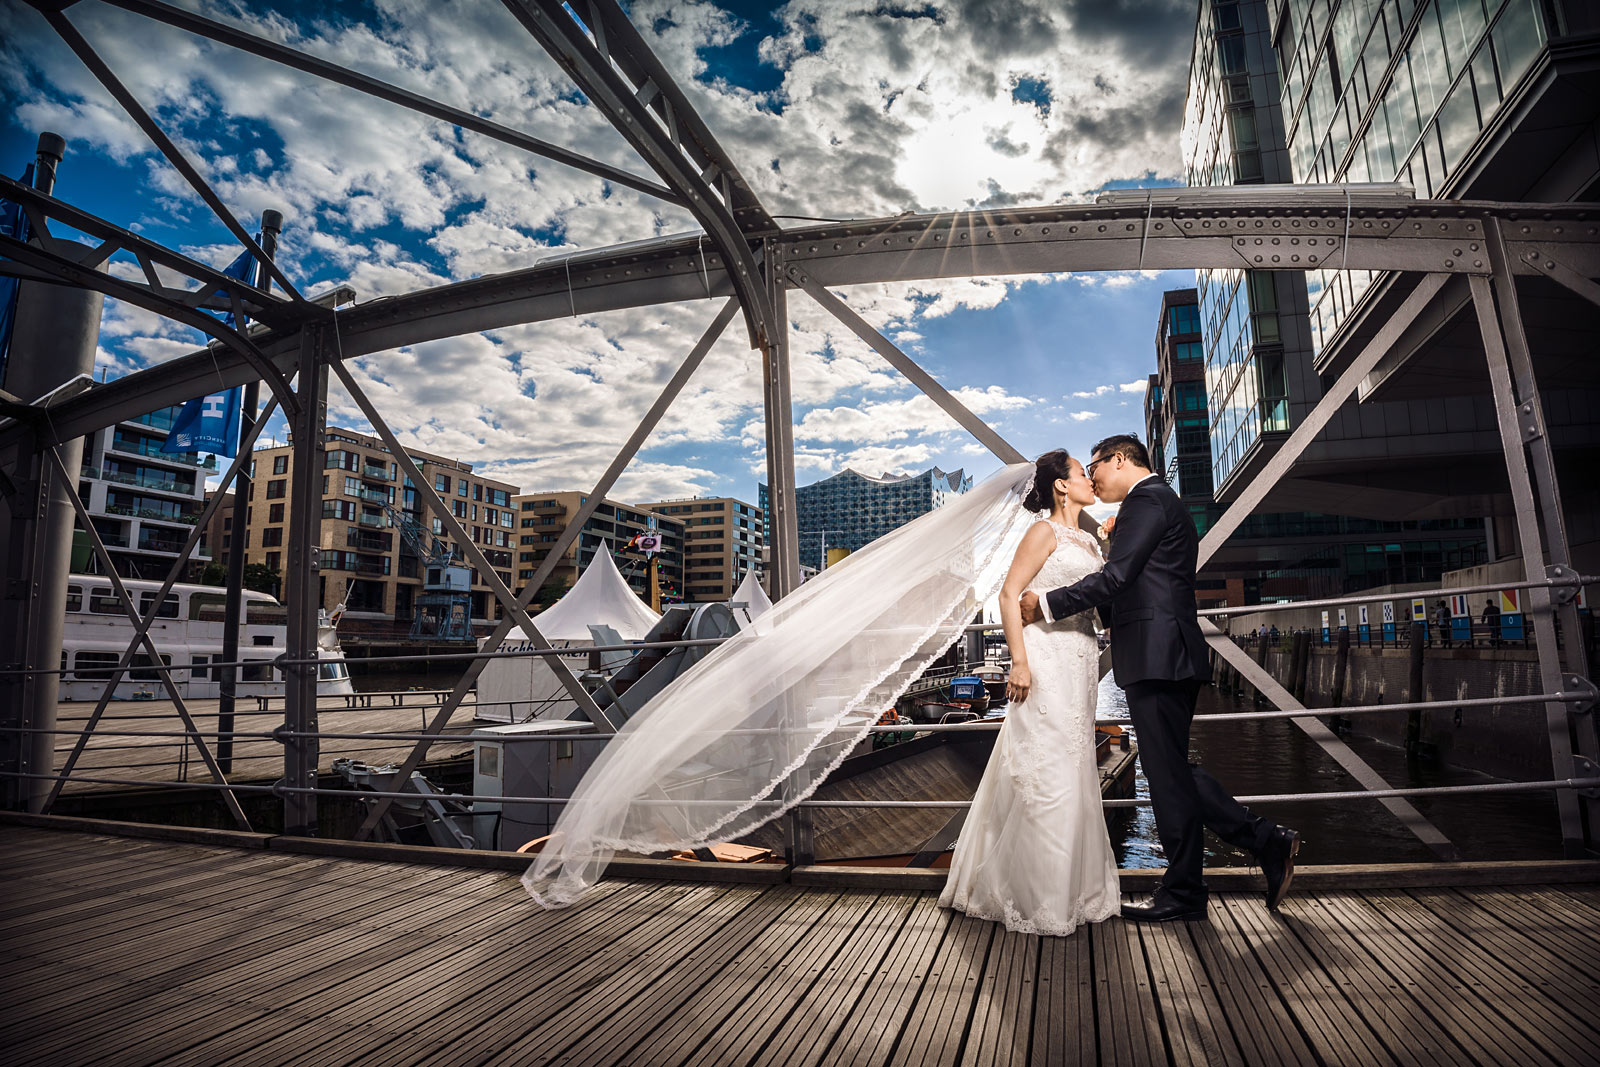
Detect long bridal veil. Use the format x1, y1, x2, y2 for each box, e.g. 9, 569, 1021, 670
524, 462, 1037, 907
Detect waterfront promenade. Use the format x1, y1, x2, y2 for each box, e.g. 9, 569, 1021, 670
5, 822, 1599, 1066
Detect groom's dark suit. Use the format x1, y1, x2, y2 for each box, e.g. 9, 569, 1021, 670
1042, 476, 1270, 908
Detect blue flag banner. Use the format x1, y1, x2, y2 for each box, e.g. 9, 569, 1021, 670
197, 242, 257, 334
163, 386, 243, 458
0, 163, 37, 388
166, 240, 259, 459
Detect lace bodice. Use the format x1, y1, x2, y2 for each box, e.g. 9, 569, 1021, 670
1027, 520, 1102, 637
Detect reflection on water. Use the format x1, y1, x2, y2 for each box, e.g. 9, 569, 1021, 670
1100, 677, 1565, 868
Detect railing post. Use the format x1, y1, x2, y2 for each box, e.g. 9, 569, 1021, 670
280, 323, 327, 835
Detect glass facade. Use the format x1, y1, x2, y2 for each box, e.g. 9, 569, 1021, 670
1183, 0, 1313, 493
1276, 0, 1550, 349
773, 466, 973, 572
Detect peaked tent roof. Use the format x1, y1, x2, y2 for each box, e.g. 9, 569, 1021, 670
730, 570, 772, 620
516, 542, 661, 642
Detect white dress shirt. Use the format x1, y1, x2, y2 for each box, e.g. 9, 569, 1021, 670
1037, 472, 1160, 624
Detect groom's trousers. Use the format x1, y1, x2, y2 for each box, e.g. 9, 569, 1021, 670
1125, 679, 1273, 907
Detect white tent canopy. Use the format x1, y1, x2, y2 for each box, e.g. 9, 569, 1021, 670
729, 570, 772, 621
477, 545, 661, 724
512, 543, 661, 642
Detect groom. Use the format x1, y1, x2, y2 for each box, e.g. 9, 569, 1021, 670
1020, 434, 1299, 922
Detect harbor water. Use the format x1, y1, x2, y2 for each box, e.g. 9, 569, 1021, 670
1098, 675, 1566, 867
352, 664, 1566, 866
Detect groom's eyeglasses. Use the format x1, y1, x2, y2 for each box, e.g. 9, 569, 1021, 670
1085, 454, 1120, 479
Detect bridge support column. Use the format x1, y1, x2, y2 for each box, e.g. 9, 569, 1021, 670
761, 241, 799, 600
1474, 225, 1598, 855
0, 133, 102, 812
281, 324, 328, 836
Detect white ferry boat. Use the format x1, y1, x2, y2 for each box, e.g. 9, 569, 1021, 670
59, 577, 354, 701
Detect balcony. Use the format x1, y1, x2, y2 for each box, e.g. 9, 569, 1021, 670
360, 487, 392, 506
100, 467, 197, 496
353, 558, 389, 577
103, 504, 200, 525
357, 513, 391, 529
137, 531, 187, 554
107, 435, 213, 467
347, 529, 393, 553
362, 464, 392, 482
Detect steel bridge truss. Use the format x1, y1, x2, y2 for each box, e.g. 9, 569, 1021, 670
0, 0, 1595, 857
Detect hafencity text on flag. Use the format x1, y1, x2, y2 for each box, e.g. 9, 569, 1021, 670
163, 242, 257, 459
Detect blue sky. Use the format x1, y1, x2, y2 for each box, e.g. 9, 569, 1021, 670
2, 0, 1197, 504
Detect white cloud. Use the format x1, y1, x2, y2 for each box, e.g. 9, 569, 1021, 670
0, 0, 1188, 500
1068, 410, 1099, 421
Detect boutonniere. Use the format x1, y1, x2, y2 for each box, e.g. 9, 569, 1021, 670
1097, 516, 1117, 546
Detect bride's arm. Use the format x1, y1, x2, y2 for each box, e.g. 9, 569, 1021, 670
1000, 522, 1056, 704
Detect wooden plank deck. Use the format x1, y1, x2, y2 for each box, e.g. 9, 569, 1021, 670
50, 695, 479, 793
2, 826, 1598, 1067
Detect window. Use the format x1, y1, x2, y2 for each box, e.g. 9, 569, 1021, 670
266, 480, 286, 499
501, 511, 514, 529
240, 662, 275, 682
261, 528, 283, 547
344, 476, 361, 497
458, 479, 469, 497
65, 585, 82, 612
454, 500, 467, 518
190, 655, 209, 681
323, 499, 356, 521
137, 592, 179, 619
266, 551, 281, 571
474, 483, 483, 502
268, 503, 284, 523
74, 651, 121, 679
90, 589, 123, 615
435, 473, 450, 493
272, 455, 287, 475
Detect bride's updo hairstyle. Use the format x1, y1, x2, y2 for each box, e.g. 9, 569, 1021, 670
1024, 449, 1073, 513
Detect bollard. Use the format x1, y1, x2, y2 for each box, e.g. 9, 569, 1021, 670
1406, 621, 1426, 757
1253, 636, 1269, 704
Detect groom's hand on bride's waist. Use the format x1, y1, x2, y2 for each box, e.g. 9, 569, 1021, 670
1019, 590, 1043, 625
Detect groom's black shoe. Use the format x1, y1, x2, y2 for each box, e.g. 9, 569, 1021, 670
1260, 826, 1301, 911
1121, 892, 1207, 923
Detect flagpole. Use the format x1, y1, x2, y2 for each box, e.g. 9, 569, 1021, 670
218, 209, 281, 774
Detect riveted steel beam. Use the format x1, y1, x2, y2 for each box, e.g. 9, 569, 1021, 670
501, 0, 776, 349
8, 198, 1599, 451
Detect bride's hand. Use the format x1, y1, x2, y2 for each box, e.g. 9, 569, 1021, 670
1007, 664, 1031, 703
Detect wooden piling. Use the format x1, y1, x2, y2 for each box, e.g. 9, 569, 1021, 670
1406, 622, 1426, 756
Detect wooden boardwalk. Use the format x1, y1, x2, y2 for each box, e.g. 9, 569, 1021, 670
4, 827, 1599, 1066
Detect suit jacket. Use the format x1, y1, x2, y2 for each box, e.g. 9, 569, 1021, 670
1043, 478, 1211, 687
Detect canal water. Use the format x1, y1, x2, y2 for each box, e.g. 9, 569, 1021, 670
353, 665, 1566, 866
1097, 676, 1566, 867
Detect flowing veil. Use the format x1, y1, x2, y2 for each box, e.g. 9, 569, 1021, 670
524, 462, 1038, 907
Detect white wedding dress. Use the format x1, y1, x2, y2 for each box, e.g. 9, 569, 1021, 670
938, 518, 1122, 936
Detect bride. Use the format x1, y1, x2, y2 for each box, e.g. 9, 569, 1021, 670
523, 456, 1076, 910
938, 449, 1121, 935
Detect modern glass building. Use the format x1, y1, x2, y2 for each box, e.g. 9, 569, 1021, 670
1276, 0, 1569, 350
1182, 0, 1320, 498
1267, 0, 1599, 570
774, 466, 973, 573
1150, 290, 1218, 535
